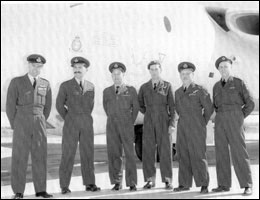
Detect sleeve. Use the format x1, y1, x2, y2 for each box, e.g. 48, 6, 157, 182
174, 91, 180, 115
56, 83, 68, 120
43, 82, 52, 120
103, 89, 108, 116
138, 85, 146, 114
167, 83, 176, 128
199, 87, 214, 124
241, 81, 255, 118
131, 87, 140, 124
89, 89, 95, 113
6, 79, 18, 129
212, 85, 218, 112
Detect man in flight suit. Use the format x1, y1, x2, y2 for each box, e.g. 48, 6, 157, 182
138, 60, 175, 190
212, 56, 255, 195
6, 54, 52, 199
173, 62, 213, 194
56, 56, 101, 194
103, 62, 139, 191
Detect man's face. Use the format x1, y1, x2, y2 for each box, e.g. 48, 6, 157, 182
111, 69, 124, 85
218, 61, 232, 79
149, 64, 161, 80
73, 64, 87, 79
180, 69, 194, 85
28, 63, 43, 77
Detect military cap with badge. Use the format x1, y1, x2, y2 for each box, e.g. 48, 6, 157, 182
109, 62, 126, 73
215, 56, 233, 69
27, 54, 46, 64
178, 62, 196, 72
71, 56, 90, 68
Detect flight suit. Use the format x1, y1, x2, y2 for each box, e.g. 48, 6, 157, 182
175, 83, 213, 188
6, 74, 52, 194
56, 78, 96, 188
103, 84, 139, 187
138, 80, 175, 183
213, 76, 254, 188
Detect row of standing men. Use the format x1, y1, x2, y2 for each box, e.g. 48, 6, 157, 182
6, 54, 255, 199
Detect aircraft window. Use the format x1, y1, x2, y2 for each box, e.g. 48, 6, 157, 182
236, 15, 259, 35
164, 16, 172, 32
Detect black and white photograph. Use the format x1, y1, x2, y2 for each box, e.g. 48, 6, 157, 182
1, 1, 259, 199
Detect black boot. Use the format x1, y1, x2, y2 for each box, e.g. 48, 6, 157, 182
173, 185, 190, 192
86, 184, 101, 192
212, 186, 230, 192
244, 187, 252, 195
112, 183, 122, 191
61, 187, 71, 194
200, 186, 208, 194
143, 181, 155, 189
13, 193, 23, 199
129, 185, 137, 191
165, 182, 173, 190
35, 192, 53, 198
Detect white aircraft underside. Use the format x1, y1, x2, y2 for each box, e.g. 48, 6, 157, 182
1, 2, 259, 135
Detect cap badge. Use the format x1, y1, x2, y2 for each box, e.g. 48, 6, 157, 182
36, 57, 41, 63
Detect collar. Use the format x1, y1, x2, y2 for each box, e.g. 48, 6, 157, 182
151, 78, 163, 86
220, 76, 233, 83
182, 82, 194, 89
74, 77, 84, 85
27, 73, 39, 84
114, 83, 124, 89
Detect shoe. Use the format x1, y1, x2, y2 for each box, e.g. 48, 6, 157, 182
130, 185, 137, 191
200, 186, 208, 194
61, 187, 71, 194
35, 192, 53, 198
244, 187, 252, 195
173, 185, 190, 192
165, 182, 173, 190
212, 186, 230, 192
111, 183, 122, 191
86, 184, 101, 192
13, 193, 23, 199
143, 181, 155, 189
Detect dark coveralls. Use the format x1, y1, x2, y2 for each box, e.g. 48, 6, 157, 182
6, 74, 52, 194
138, 80, 175, 183
56, 78, 96, 188
175, 83, 213, 188
213, 76, 254, 188
103, 85, 139, 186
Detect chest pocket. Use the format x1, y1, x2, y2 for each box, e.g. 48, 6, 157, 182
37, 86, 47, 105
70, 91, 81, 105
120, 94, 131, 109
84, 90, 94, 99
83, 90, 94, 109
37, 86, 47, 96
188, 91, 200, 106
20, 90, 33, 104
227, 87, 240, 100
